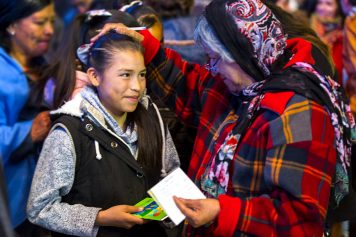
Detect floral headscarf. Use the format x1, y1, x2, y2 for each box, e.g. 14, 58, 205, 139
205, 0, 287, 81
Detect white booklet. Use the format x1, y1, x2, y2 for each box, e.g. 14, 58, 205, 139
147, 167, 206, 225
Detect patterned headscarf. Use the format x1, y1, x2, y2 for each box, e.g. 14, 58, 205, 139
205, 0, 287, 81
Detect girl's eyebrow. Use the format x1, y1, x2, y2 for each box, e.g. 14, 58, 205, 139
116, 68, 146, 73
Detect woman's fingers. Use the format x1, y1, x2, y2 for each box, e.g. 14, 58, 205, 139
173, 197, 220, 228
173, 196, 197, 217
90, 23, 144, 43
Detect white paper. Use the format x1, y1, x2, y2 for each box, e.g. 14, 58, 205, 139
148, 168, 206, 225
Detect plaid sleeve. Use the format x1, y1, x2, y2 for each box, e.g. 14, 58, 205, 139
214, 94, 336, 237
144, 31, 230, 128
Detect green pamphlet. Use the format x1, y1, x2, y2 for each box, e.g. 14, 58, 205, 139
133, 197, 167, 221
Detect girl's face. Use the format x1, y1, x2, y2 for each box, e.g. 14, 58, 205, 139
204, 47, 255, 94
316, 0, 339, 19
9, 3, 55, 58
90, 50, 146, 119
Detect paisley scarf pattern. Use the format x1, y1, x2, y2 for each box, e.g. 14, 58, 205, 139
226, 0, 287, 76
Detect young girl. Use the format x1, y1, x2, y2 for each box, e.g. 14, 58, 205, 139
26, 30, 179, 236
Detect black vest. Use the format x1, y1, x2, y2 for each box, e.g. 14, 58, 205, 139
51, 115, 166, 237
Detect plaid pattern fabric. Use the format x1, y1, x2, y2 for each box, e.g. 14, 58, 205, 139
145, 35, 336, 236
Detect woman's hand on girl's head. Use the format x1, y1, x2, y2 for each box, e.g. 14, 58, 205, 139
90, 23, 144, 43
95, 205, 145, 229
173, 196, 220, 228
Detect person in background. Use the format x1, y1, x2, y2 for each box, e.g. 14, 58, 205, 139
290, 0, 317, 26
120, 1, 164, 42
94, 0, 355, 235
269, 0, 294, 12
342, 0, 356, 116
27, 10, 180, 237
145, 0, 207, 65
310, 0, 345, 84
0, 0, 54, 236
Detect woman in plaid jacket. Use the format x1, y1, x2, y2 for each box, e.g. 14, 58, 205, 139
95, 0, 355, 235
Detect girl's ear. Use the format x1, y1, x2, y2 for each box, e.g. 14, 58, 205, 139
87, 67, 100, 87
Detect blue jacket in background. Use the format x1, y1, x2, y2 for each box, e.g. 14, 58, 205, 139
0, 47, 36, 228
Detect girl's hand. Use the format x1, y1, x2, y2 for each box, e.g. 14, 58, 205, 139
95, 205, 145, 229
90, 23, 144, 43
173, 196, 220, 228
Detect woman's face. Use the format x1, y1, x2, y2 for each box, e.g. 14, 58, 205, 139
204, 47, 255, 94
93, 50, 147, 119
316, 0, 339, 19
10, 3, 55, 58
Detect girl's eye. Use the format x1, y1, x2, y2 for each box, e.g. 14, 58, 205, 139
120, 73, 130, 77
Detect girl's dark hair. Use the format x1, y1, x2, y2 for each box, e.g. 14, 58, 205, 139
88, 32, 144, 73
45, 10, 140, 109
132, 103, 163, 171
89, 31, 162, 171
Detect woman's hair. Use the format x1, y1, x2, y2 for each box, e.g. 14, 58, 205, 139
45, 10, 140, 109
194, 16, 234, 63
89, 31, 162, 171
0, 0, 53, 50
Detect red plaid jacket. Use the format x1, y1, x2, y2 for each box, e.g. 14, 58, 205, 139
142, 31, 336, 237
